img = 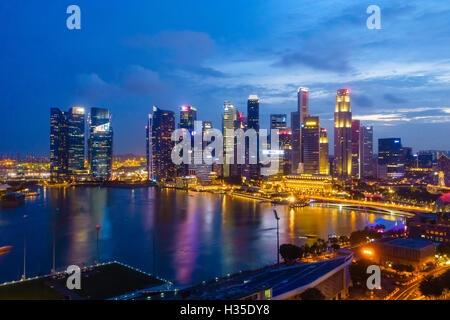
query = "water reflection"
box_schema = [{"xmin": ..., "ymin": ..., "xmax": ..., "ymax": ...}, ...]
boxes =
[{"xmin": 0, "ymin": 187, "xmax": 403, "ymax": 285}]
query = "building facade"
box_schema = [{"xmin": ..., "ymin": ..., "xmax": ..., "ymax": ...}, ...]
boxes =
[
  {"xmin": 88, "ymin": 107, "xmax": 113, "ymax": 181},
  {"xmin": 320, "ymin": 128, "xmax": 329, "ymax": 175},
  {"xmin": 302, "ymin": 116, "xmax": 320, "ymax": 174},
  {"xmin": 147, "ymin": 106, "xmax": 176, "ymax": 181},
  {"xmin": 334, "ymin": 89, "xmax": 352, "ymax": 180}
]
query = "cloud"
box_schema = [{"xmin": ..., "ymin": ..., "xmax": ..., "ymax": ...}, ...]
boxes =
[
  {"xmin": 384, "ymin": 93, "xmax": 407, "ymax": 104},
  {"xmin": 125, "ymin": 30, "xmax": 216, "ymax": 65},
  {"xmin": 122, "ymin": 65, "xmax": 165, "ymax": 95},
  {"xmin": 75, "ymin": 73, "xmax": 118, "ymax": 99},
  {"xmin": 352, "ymin": 94, "xmax": 374, "ymax": 108}
]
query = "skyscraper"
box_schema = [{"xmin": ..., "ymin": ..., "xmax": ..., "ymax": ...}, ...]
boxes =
[
  {"xmin": 147, "ymin": 106, "xmax": 176, "ymax": 181},
  {"xmin": 50, "ymin": 107, "xmax": 86, "ymax": 181},
  {"xmin": 50, "ymin": 108, "xmax": 68, "ymax": 181},
  {"xmin": 67, "ymin": 107, "xmax": 86, "ymax": 175},
  {"xmin": 320, "ymin": 128, "xmax": 329, "ymax": 175},
  {"xmin": 222, "ymin": 101, "xmax": 238, "ymax": 178},
  {"xmin": 291, "ymin": 87, "xmax": 310, "ymax": 173},
  {"xmin": 361, "ymin": 125, "xmax": 374, "ymax": 178},
  {"xmin": 179, "ymin": 106, "xmax": 197, "ymax": 132},
  {"xmin": 270, "ymin": 114, "xmax": 291, "ymax": 176},
  {"xmin": 351, "ymin": 119, "xmax": 361, "ymax": 179},
  {"xmin": 89, "ymin": 107, "xmax": 113, "ymax": 181},
  {"xmin": 302, "ymin": 116, "xmax": 320, "ymax": 174},
  {"xmin": 334, "ymin": 89, "xmax": 352, "ymax": 180},
  {"xmin": 245, "ymin": 95, "xmax": 260, "ymax": 179},
  {"xmin": 378, "ymin": 138, "xmax": 405, "ymax": 179}
]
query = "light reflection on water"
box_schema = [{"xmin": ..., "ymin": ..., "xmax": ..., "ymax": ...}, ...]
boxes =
[{"xmin": 0, "ymin": 187, "xmax": 403, "ymax": 285}]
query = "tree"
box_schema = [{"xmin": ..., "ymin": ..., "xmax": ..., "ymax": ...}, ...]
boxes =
[
  {"xmin": 279, "ymin": 244, "xmax": 303, "ymax": 263},
  {"xmin": 300, "ymin": 288, "xmax": 326, "ymax": 300},
  {"xmin": 437, "ymin": 243, "xmax": 450, "ymax": 257},
  {"xmin": 350, "ymin": 259, "xmax": 372, "ymax": 287},
  {"xmin": 331, "ymin": 243, "xmax": 340, "ymax": 251},
  {"xmin": 392, "ymin": 264, "xmax": 414, "ymax": 273},
  {"xmin": 420, "ymin": 276, "xmax": 444, "ymax": 299}
]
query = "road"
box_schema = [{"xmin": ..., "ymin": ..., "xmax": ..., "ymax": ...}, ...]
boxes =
[{"xmin": 390, "ymin": 266, "xmax": 449, "ymax": 300}]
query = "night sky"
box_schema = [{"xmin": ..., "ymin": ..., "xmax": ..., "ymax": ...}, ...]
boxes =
[{"xmin": 1, "ymin": 0, "xmax": 449, "ymax": 156}]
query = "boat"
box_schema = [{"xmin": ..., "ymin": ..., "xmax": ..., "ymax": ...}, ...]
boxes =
[
  {"xmin": 303, "ymin": 234, "xmax": 318, "ymax": 239},
  {"xmin": 0, "ymin": 246, "xmax": 13, "ymax": 256},
  {"xmin": 1, "ymin": 192, "xmax": 25, "ymax": 207},
  {"xmin": 289, "ymin": 201, "xmax": 310, "ymax": 208}
]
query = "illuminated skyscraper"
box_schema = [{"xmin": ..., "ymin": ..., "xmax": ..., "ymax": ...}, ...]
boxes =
[
  {"xmin": 50, "ymin": 108, "xmax": 68, "ymax": 181},
  {"xmin": 270, "ymin": 114, "xmax": 291, "ymax": 176},
  {"xmin": 147, "ymin": 106, "xmax": 176, "ymax": 181},
  {"xmin": 302, "ymin": 116, "xmax": 320, "ymax": 174},
  {"xmin": 67, "ymin": 107, "xmax": 86, "ymax": 175},
  {"xmin": 320, "ymin": 128, "xmax": 330, "ymax": 175},
  {"xmin": 334, "ymin": 89, "xmax": 352, "ymax": 179},
  {"xmin": 361, "ymin": 125, "xmax": 374, "ymax": 178},
  {"xmin": 88, "ymin": 107, "xmax": 113, "ymax": 181},
  {"xmin": 50, "ymin": 107, "xmax": 86, "ymax": 181},
  {"xmin": 292, "ymin": 87, "xmax": 310, "ymax": 173},
  {"xmin": 245, "ymin": 95, "xmax": 260, "ymax": 179},
  {"xmin": 222, "ymin": 101, "xmax": 238, "ymax": 178},
  {"xmin": 179, "ymin": 106, "xmax": 197, "ymax": 132},
  {"xmin": 378, "ymin": 138, "xmax": 405, "ymax": 179},
  {"xmin": 351, "ymin": 120, "xmax": 361, "ymax": 179}
]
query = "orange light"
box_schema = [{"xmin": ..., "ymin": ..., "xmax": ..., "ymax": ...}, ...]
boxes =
[{"xmin": 363, "ymin": 249, "xmax": 373, "ymax": 256}]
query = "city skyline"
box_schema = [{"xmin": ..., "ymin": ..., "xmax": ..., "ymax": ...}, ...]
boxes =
[{"xmin": 1, "ymin": 1, "xmax": 450, "ymax": 156}]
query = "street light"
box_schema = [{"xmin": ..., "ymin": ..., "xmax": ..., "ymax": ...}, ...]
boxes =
[
  {"xmin": 95, "ymin": 224, "xmax": 101, "ymax": 264},
  {"xmin": 273, "ymin": 209, "xmax": 280, "ymax": 266},
  {"xmin": 52, "ymin": 208, "xmax": 59, "ymax": 274},
  {"xmin": 22, "ymin": 214, "xmax": 28, "ymax": 280}
]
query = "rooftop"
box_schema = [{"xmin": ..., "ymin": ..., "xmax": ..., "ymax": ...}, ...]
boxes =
[{"xmin": 376, "ymin": 237, "xmax": 434, "ymax": 250}]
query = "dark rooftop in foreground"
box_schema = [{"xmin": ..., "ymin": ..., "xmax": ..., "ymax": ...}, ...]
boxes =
[
  {"xmin": 0, "ymin": 262, "xmax": 167, "ymax": 300},
  {"xmin": 133, "ymin": 255, "xmax": 352, "ymax": 300},
  {"xmin": 375, "ymin": 237, "xmax": 435, "ymax": 249}
]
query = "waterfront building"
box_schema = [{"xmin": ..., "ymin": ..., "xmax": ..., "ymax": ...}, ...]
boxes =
[
  {"xmin": 334, "ymin": 89, "xmax": 352, "ymax": 180},
  {"xmin": 88, "ymin": 107, "xmax": 113, "ymax": 181},
  {"xmin": 50, "ymin": 108, "xmax": 69, "ymax": 181},
  {"xmin": 351, "ymin": 120, "xmax": 361, "ymax": 178},
  {"xmin": 362, "ymin": 237, "xmax": 435, "ymax": 269},
  {"xmin": 264, "ymin": 174, "xmax": 333, "ymax": 194},
  {"xmin": 302, "ymin": 116, "xmax": 320, "ymax": 174},
  {"xmin": 270, "ymin": 114, "xmax": 291, "ymax": 176},
  {"xmin": 222, "ymin": 101, "xmax": 239, "ymax": 178},
  {"xmin": 291, "ymin": 87, "xmax": 310, "ymax": 174},
  {"xmin": 319, "ymin": 128, "xmax": 329, "ymax": 175},
  {"xmin": 67, "ymin": 107, "xmax": 86, "ymax": 176},
  {"xmin": 146, "ymin": 106, "xmax": 176, "ymax": 181},
  {"xmin": 50, "ymin": 107, "xmax": 86, "ymax": 181},
  {"xmin": 243, "ymin": 95, "xmax": 260, "ymax": 180},
  {"xmin": 378, "ymin": 138, "xmax": 405, "ymax": 179},
  {"xmin": 290, "ymin": 111, "xmax": 301, "ymax": 174},
  {"xmin": 360, "ymin": 125, "xmax": 374, "ymax": 178}
]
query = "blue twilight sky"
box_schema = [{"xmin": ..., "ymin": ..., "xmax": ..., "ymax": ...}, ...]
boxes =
[{"xmin": 1, "ymin": 0, "xmax": 449, "ymax": 156}]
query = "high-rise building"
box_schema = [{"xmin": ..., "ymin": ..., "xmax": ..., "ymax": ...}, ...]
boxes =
[
  {"xmin": 270, "ymin": 114, "xmax": 291, "ymax": 176},
  {"xmin": 179, "ymin": 106, "xmax": 197, "ymax": 132},
  {"xmin": 67, "ymin": 107, "xmax": 86, "ymax": 175},
  {"xmin": 378, "ymin": 138, "xmax": 405, "ymax": 179},
  {"xmin": 334, "ymin": 89, "xmax": 352, "ymax": 180},
  {"xmin": 244, "ymin": 95, "xmax": 260, "ymax": 179},
  {"xmin": 146, "ymin": 106, "xmax": 176, "ymax": 181},
  {"xmin": 290, "ymin": 111, "xmax": 301, "ymax": 174},
  {"xmin": 302, "ymin": 116, "xmax": 320, "ymax": 174},
  {"xmin": 222, "ymin": 101, "xmax": 238, "ymax": 178},
  {"xmin": 50, "ymin": 108, "xmax": 68, "ymax": 181},
  {"xmin": 89, "ymin": 107, "xmax": 113, "ymax": 181},
  {"xmin": 361, "ymin": 125, "xmax": 374, "ymax": 178},
  {"xmin": 50, "ymin": 107, "xmax": 86, "ymax": 181},
  {"xmin": 351, "ymin": 120, "xmax": 361, "ymax": 179},
  {"xmin": 320, "ymin": 128, "xmax": 329, "ymax": 175},
  {"xmin": 291, "ymin": 87, "xmax": 310, "ymax": 174}
]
